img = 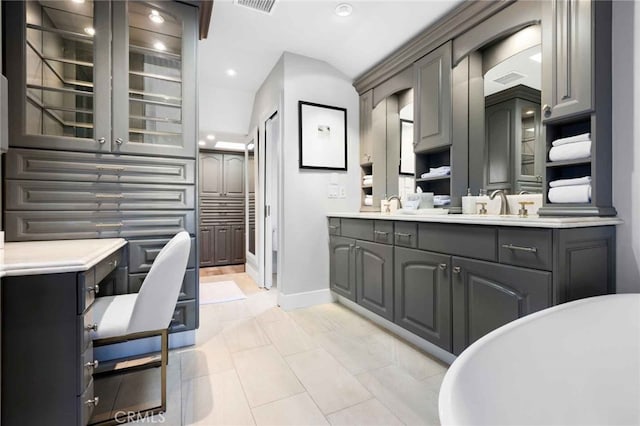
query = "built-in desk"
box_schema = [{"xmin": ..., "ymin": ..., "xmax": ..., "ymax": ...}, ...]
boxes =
[{"xmin": 1, "ymin": 238, "xmax": 127, "ymax": 426}]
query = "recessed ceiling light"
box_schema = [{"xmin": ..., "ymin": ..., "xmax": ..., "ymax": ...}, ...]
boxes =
[
  {"xmin": 215, "ymin": 141, "xmax": 246, "ymax": 151},
  {"xmin": 198, "ymin": 140, "xmax": 206, "ymax": 146},
  {"xmin": 71, "ymin": 0, "xmax": 85, "ymax": 4},
  {"xmin": 153, "ymin": 41, "xmax": 166, "ymax": 51},
  {"xmin": 247, "ymin": 142, "xmax": 255, "ymax": 150},
  {"xmin": 149, "ymin": 10, "xmax": 165, "ymax": 24},
  {"xmin": 84, "ymin": 27, "xmax": 95, "ymax": 36},
  {"xmin": 335, "ymin": 3, "xmax": 353, "ymax": 17},
  {"xmin": 226, "ymin": 69, "xmax": 237, "ymax": 77},
  {"xmin": 525, "ymin": 127, "xmax": 535, "ymax": 132},
  {"xmin": 206, "ymin": 134, "xmax": 216, "ymax": 141},
  {"xmin": 530, "ymin": 52, "xmax": 542, "ymax": 63},
  {"xmin": 525, "ymin": 110, "xmax": 535, "ymax": 115}
]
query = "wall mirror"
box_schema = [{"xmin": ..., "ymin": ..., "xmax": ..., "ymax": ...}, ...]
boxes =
[
  {"xmin": 480, "ymin": 24, "xmax": 543, "ymax": 194},
  {"xmin": 247, "ymin": 138, "xmax": 256, "ymax": 255}
]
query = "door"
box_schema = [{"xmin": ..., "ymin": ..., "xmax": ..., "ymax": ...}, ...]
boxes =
[
  {"xmin": 414, "ymin": 41, "xmax": 452, "ymax": 152},
  {"xmin": 231, "ymin": 225, "xmax": 245, "ymax": 264},
  {"xmin": 263, "ymin": 111, "xmax": 279, "ymax": 289},
  {"xmin": 111, "ymin": 1, "xmax": 197, "ymax": 157},
  {"xmin": 329, "ymin": 236, "xmax": 356, "ymax": 301},
  {"xmin": 541, "ymin": 0, "xmax": 592, "ymax": 121},
  {"xmin": 394, "ymin": 247, "xmax": 451, "ymax": 351},
  {"xmin": 5, "ymin": 0, "xmax": 112, "ymax": 153},
  {"xmin": 199, "ymin": 226, "xmax": 214, "ymax": 267},
  {"xmin": 355, "ymin": 240, "xmax": 393, "ymax": 320},
  {"xmin": 485, "ymin": 101, "xmax": 513, "ymax": 192},
  {"xmin": 224, "ymin": 154, "xmax": 245, "ymax": 196},
  {"xmin": 213, "ymin": 226, "xmax": 232, "ymax": 265},
  {"xmin": 451, "ymin": 257, "xmax": 552, "ymax": 355},
  {"xmin": 200, "ymin": 153, "xmax": 223, "ymax": 196}
]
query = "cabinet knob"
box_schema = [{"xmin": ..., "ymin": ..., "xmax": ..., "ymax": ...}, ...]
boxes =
[
  {"xmin": 115, "ymin": 137, "xmax": 124, "ymax": 145},
  {"xmin": 85, "ymin": 396, "xmax": 100, "ymax": 407},
  {"xmin": 97, "ymin": 137, "xmax": 106, "ymax": 144},
  {"xmin": 85, "ymin": 323, "xmax": 98, "ymax": 332},
  {"xmin": 87, "ymin": 284, "xmax": 100, "ymax": 294},
  {"xmin": 542, "ymin": 104, "xmax": 552, "ymax": 117},
  {"xmin": 85, "ymin": 360, "xmax": 99, "ymax": 370},
  {"xmin": 438, "ymin": 263, "xmax": 447, "ymax": 271},
  {"xmin": 453, "ymin": 266, "xmax": 461, "ymax": 274}
]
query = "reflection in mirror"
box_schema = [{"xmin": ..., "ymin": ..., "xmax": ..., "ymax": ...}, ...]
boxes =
[
  {"xmin": 398, "ymin": 102, "xmax": 415, "ymax": 199},
  {"xmin": 482, "ymin": 25, "xmax": 543, "ymax": 194},
  {"xmin": 248, "ymin": 139, "xmax": 256, "ymax": 255}
]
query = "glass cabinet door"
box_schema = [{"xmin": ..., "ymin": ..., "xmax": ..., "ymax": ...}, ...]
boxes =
[
  {"xmin": 5, "ymin": 0, "xmax": 111, "ymax": 152},
  {"xmin": 112, "ymin": 1, "xmax": 197, "ymax": 158}
]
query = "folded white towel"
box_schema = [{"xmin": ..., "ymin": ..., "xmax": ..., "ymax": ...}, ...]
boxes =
[
  {"xmin": 433, "ymin": 195, "xmax": 451, "ymax": 206},
  {"xmin": 549, "ymin": 140, "xmax": 591, "ymax": 162},
  {"xmin": 430, "ymin": 166, "xmax": 451, "ymax": 173},
  {"xmin": 364, "ymin": 194, "xmax": 372, "ymax": 199},
  {"xmin": 364, "ymin": 198, "xmax": 373, "ymax": 206},
  {"xmin": 420, "ymin": 169, "xmax": 451, "ymax": 179},
  {"xmin": 549, "ymin": 176, "xmax": 592, "ymax": 188},
  {"xmin": 363, "ymin": 180, "xmax": 372, "ymax": 186},
  {"xmin": 552, "ymin": 133, "xmax": 591, "ymax": 147},
  {"xmin": 548, "ymin": 184, "xmax": 591, "ymax": 203},
  {"xmin": 362, "ymin": 175, "xmax": 373, "ymax": 180}
]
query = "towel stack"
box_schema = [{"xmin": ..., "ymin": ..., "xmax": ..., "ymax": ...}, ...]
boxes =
[
  {"xmin": 420, "ymin": 166, "xmax": 450, "ymax": 179},
  {"xmin": 364, "ymin": 194, "xmax": 373, "ymax": 206},
  {"xmin": 548, "ymin": 133, "xmax": 591, "ymax": 162},
  {"xmin": 362, "ymin": 174, "xmax": 372, "ymax": 186},
  {"xmin": 433, "ymin": 195, "xmax": 451, "ymax": 207},
  {"xmin": 548, "ymin": 176, "xmax": 591, "ymax": 203}
]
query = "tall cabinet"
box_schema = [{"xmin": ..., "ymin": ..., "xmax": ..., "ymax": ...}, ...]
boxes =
[{"xmin": 3, "ymin": 0, "xmax": 199, "ymax": 333}]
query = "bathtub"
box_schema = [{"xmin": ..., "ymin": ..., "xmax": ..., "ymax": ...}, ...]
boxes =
[{"xmin": 439, "ymin": 294, "xmax": 640, "ymax": 425}]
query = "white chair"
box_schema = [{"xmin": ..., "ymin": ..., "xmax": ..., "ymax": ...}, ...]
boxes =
[{"xmin": 91, "ymin": 231, "xmax": 191, "ymax": 415}]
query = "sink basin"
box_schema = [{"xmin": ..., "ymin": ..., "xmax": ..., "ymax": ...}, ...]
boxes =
[{"xmin": 396, "ymin": 208, "xmax": 449, "ymax": 215}]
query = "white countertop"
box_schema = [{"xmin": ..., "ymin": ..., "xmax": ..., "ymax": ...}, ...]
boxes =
[
  {"xmin": 0, "ymin": 238, "xmax": 127, "ymax": 277},
  {"xmin": 327, "ymin": 212, "xmax": 623, "ymax": 228}
]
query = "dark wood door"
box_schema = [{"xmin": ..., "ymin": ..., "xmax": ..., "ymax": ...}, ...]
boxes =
[
  {"xmin": 200, "ymin": 153, "xmax": 223, "ymax": 196},
  {"xmin": 223, "ymin": 154, "xmax": 245, "ymax": 196},
  {"xmin": 329, "ymin": 236, "xmax": 356, "ymax": 301},
  {"xmin": 199, "ymin": 226, "xmax": 214, "ymax": 267},
  {"xmin": 355, "ymin": 240, "xmax": 393, "ymax": 320},
  {"xmin": 231, "ymin": 225, "xmax": 245, "ymax": 264},
  {"xmin": 213, "ymin": 226, "xmax": 232, "ymax": 265},
  {"xmin": 394, "ymin": 247, "xmax": 452, "ymax": 351},
  {"xmin": 452, "ymin": 257, "xmax": 552, "ymax": 355}
]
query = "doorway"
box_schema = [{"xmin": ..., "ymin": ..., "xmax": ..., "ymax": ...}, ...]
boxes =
[{"xmin": 263, "ymin": 111, "xmax": 280, "ymax": 290}]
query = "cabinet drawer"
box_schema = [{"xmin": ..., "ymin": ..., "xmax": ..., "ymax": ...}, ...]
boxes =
[
  {"xmin": 6, "ymin": 148, "xmax": 195, "ymax": 184},
  {"xmin": 170, "ymin": 299, "xmax": 197, "ymax": 332},
  {"xmin": 128, "ymin": 237, "xmax": 196, "ymax": 273},
  {"xmin": 78, "ymin": 269, "xmax": 97, "ymax": 315},
  {"xmin": 418, "ymin": 223, "xmax": 497, "ymax": 261},
  {"xmin": 499, "ymin": 228, "xmax": 552, "ymax": 271},
  {"xmin": 79, "ymin": 344, "xmax": 96, "ymax": 397},
  {"xmin": 129, "ymin": 269, "xmax": 196, "ymax": 301},
  {"xmin": 328, "ymin": 218, "xmax": 341, "ymax": 236},
  {"xmin": 6, "ymin": 180, "xmax": 195, "ymax": 211},
  {"xmin": 79, "ymin": 379, "xmax": 95, "ymax": 426},
  {"xmin": 373, "ymin": 221, "xmax": 393, "ymax": 244},
  {"xmin": 394, "ymin": 222, "xmax": 418, "ymax": 248},
  {"xmin": 341, "ymin": 218, "xmax": 374, "ymax": 241},
  {"xmin": 95, "ymin": 248, "xmax": 124, "ymax": 285},
  {"xmin": 80, "ymin": 306, "xmax": 95, "ymax": 353},
  {"xmin": 5, "ymin": 210, "xmax": 196, "ymax": 241}
]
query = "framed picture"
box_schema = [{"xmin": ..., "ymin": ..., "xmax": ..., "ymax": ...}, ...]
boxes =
[
  {"xmin": 298, "ymin": 101, "xmax": 347, "ymax": 170},
  {"xmin": 399, "ymin": 119, "xmax": 415, "ymax": 175}
]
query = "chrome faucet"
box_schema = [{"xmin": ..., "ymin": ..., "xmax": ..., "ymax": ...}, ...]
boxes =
[
  {"xmin": 386, "ymin": 195, "xmax": 403, "ymax": 209},
  {"xmin": 489, "ymin": 190, "xmax": 510, "ymax": 215}
]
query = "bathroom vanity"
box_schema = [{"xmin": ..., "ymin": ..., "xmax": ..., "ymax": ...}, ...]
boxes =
[{"xmin": 327, "ymin": 213, "xmax": 620, "ymax": 355}]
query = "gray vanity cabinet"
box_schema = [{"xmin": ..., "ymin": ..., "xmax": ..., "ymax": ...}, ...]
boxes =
[
  {"xmin": 451, "ymin": 257, "xmax": 552, "ymax": 355},
  {"xmin": 355, "ymin": 240, "xmax": 394, "ymax": 321},
  {"xmin": 360, "ymin": 90, "xmax": 374, "ymax": 165},
  {"xmin": 213, "ymin": 226, "xmax": 233, "ymax": 265},
  {"xmin": 231, "ymin": 225, "xmax": 246, "ymax": 264},
  {"xmin": 200, "ymin": 153, "xmax": 224, "ymax": 196},
  {"xmin": 224, "ymin": 155, "xmax": 246, "ymax": 197},
  {"xmin": 329, "ymin": 236, "xmax": 357, "ymax": 301},
  {"xmin": 414, "ymin": 41, "xmax": 452, "ymax": 152},
  {"xmin": 199, "ymin": 226, "xmax": 215, "ymax": 267},
  {"xmin": 394, "ymin": 247, "xmax": 452, "ymax": 351}
]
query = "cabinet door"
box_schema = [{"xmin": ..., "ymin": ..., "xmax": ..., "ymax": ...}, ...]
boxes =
[
  {"xmin": 329, "ymin": 236, "xmax": 356, "ymax": 301},
  {"xmin": 541, "ymin": 0, "xmax": 592, "ymax": 121},
  {"xmin": 200, "ymin": 153, "xmax": 223, "ymax": 196},
  {"xmin": 394, "ymin": 247, "xmax": 451, "ymax": 351},
  {"xmin": 485, "ymin": 101, "xmax": 514, "ymax": 191},
  {"xmin": 112, "ymin": 1, "xmax": 197, "ymax": 158},
  {"xmin": 224, "ymin": 154, "xmax": 245, "ymax": 196},
  {"xmin": 213, "ymin": 226, "xmax": 232, "ymax": 265},
  {"xmin": 452, "ymin": 257, "xmax": 552, "ymax": 355},
  {"xmin": 5, "ymin": 0, "xmax": 111, "ymax": 152},
  {"xmin": 248, "ymin": 154, "xmax": 256, "ymax": 194},
  {"xmin": 414, "ymin": 41, "xmax": 452, "ymax": 152},
  {"xmin": 231, "ymin": 225, "xmax": 245, "ymax": 264},
  {"xmin": 355, "ymin": 240, "xmax": 394, "ymax": 320},
  {"xmin": 359, "ymin": 90, "xmax": 373, "ymax": 164}
]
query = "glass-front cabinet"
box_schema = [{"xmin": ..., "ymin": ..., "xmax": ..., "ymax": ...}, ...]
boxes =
[{"xmin": 6, "ymin": 0, "xmax": 196, "ymax": 158}]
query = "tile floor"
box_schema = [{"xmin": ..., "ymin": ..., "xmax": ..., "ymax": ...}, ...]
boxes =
[{"xmin": 119, "ymin": 272, "xmax": 449, "ymax": 425}]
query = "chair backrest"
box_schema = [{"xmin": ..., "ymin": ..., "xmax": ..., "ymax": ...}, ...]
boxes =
[{"xmin": 127, "ymin": 231, "xmax": 191, "ymax": 335}]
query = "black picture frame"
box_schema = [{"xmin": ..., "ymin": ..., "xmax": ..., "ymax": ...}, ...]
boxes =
[{"xmin": 298, "ymin": 101, "xmax": 347, "ymax": 171}]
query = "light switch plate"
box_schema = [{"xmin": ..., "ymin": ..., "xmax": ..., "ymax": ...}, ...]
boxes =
[
  {"xmin": 327, "ymin": 183, "xmax": 339, "ymax": 199},
  {"xmin": 339, "ymin": 186, "xmax": 346, "ymax": 198}
]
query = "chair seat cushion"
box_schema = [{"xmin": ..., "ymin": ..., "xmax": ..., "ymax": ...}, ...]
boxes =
[{"xmin": 91, "ymin": 294, "xmax": 138, "ymax": 340}]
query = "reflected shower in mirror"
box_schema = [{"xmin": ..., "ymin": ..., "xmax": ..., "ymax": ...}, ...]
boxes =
[{"xmin": 482, "ymin": 25, "xmax": 543, "ymax": 194}]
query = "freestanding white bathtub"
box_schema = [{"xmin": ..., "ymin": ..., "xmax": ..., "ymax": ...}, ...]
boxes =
[{"xmin": 439, "ymin": 294, "xmax": 640, "ymax": 426}]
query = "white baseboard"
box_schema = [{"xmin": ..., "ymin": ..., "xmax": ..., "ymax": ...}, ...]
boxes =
[
  {"xmin": 245, "ymin": 262, "xmax": 260, "ymax": 286},
  {"xmin": 336, "ymin": 295, "xmax": 456, "ymax": 365},
  {"xmin": 278, "ymin": 288, "xmax": 336, "ymax": 311},
  {"xmin": 94, "ymin": 330, "xmax": 195, "ymax": 362}
]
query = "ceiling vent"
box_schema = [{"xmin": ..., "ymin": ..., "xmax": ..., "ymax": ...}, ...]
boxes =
[
  {"xmin": 493, "ymin": 71, "xmax": 526, "ymax": 85},
  {"xmin": 235, "ymin": 0, "xmax": 276, "ymax": 14}
]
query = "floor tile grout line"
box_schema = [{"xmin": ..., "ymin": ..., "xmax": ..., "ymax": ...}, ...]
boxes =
[{"xmin": 230, "ymin": 367, "xmax": 259, "ymax": 425}]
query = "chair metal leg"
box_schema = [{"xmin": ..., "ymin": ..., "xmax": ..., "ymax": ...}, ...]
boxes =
[{"xmin": 161, "ymin": 329, "xmax": 168, "ymax": 412}]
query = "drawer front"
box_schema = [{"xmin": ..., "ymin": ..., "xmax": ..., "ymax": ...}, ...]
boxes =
[
  {"xmin": 78, "ymin": 269, "xmax": 96, "ymax": 315},
  {"xmin": 80, "ymin": 307, "xmax": 95, "ymax": 353},
  {"xmin": 6, "ymin": 148, "xmax": 195, "ymax": 184},
  {"xmin": 5, "ymin": 211, "xmax": 196, "ymax": 241},
  {"xmin": 373, "ymin": 221, "xmax": 393, "ymax": 244},
  {"xmin": 79, "ymin": 344, "xmax": 96, "ymax": 397},
  {"xmin": 95, "ymin": 248, "xmax": 124, "ymax": 285},
  {"xmin": 6, "ymin": 180, "xmax": 195, "ymax": 211},
  {"xmin": 341, "ymin": 218, "xmax": 374, "ymax": 241},
  {"xmin": 499, "ymin": 228, "xmax": 552, "ymax": 271},
  {"xmin": 129, "ymin": 269, "xmax": 196, "ymax": 301},
  {"xmin": 418, "ymin": 223, "xmax": 498, "ymax": 261},
  {"xmin": 170, "ymin": 300, "xmax": 197, "ymax": 332},
  {"xmin": 79, "ymin": 379, "xmax": 96, "ymax": 426},
  {"xmin": 128, "ymin": 237, "xmax": 196, "ymax": 273},
  {"xmin": 328, "ymin": 217, "xmax": 341, "ymax": 236},
  {"xmin": 394, "ymin": 222, "xmax": 418, "ymax": 248}
]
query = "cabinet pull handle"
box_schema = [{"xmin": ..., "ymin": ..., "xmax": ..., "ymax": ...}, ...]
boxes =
[
  {"xmin": 453, "ymin": 266, "xmax": 461, "ymax": 274},
  {"xmin": 97, "ymin": 137, "xmax": 106, "ymax": 144},
  {"xmin": 87, "ymin": 284, "xmax": 100, "ymax": 294},
  {"xmin": 502, "ymin": 244, "xmax": 538, "ymax": 253},
  {"xmin": 374, "ymin": 231, "xmax": 388, "ymax": 236},
  {"xmin": 85, "ymin": 323, "xmax": 98, "ymax": 332},
  {"xmin": 85, "ymin": 397, "xmax": 100, "ymax": 407},
  {"xmin": 328, "ymin": 225, "xmax": 339, "ymax": 230},
  {"xmin": 395, "ymin": 232, "xmax": 411, "ymax": 239},
  {"xmin": 85, "ymin": 360, "xmax": 99, "ymax": 370},
  {"xmin": 109, "ymin": 259, "xmax": 119, "ymax": 268},
  {"xmin": 439, "ymin": 263, "xmax": 447, "ymax": 271},
  {"xmin": 95, "ymin": 193, "xmax": 125, "ymax": 199},
  {"xmin": 96, "ymin": 165, "xmax": 125, "ymax": 172},
  {"xmin": 542, "ymin": 104, "xmax": 552, "ymax": 118},
  {"xmin": 115, "ymin": 137, "xmax": 124, "ymax": 145},
  {"xmin": 95, "ymin": 222, "xmax": 123, "ymax": 228}
]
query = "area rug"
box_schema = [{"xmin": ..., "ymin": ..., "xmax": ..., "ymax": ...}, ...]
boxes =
[{"xmin": 199, "ymin": 280, "xmax": 247, "ymax": 305}]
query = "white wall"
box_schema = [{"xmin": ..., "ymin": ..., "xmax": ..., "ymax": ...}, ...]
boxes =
[
  {"xmin": 612, "ymin": 1, "xmax": 640, "ymax": 293},
  {"xmin": 278, "ymin": 52, "xmax": 360, "ymax": 309}
]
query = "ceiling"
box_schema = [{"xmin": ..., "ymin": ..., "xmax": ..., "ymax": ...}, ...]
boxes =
[
  {"xmin": 197, "ymin": 0, "xmax": 463, "ymax": 140},
  {"xmin": 484, "ymin": 45, "xmax": 542, "ymax": 97}
]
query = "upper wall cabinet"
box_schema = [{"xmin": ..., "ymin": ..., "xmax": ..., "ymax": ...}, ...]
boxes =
[
  {"xmin": 6, "ymin": 0, "xmax": 197, "ymax": 158},
  {"xmin": 541, "ymin": 0, "xmax": 592, "ymax": 121},
  {"xmin": 413, "ymin": 41, "xmax": 452, "ymax": 153}
]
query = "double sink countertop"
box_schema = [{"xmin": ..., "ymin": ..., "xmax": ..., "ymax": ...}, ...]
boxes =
[
  {"xmin": 327, "ymin": 212, "xmax": 623, "ymax": 229},
  {"xmin": 0, "ymin": 238, "xmax": 128, "ymax": 277}
]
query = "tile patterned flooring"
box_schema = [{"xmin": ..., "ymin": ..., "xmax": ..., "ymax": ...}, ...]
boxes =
[{"xmin": 132, "ymin": 272, "xmax": 449, "ymax": 425}]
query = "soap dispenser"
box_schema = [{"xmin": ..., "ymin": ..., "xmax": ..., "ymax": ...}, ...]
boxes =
[{"xmin": 462, "ymin": 188, "xmax": 476, "ymax": 214}]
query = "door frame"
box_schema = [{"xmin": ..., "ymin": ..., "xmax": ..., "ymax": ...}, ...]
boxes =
[{"xmin": 263, "ymin": 110, "xmax": 280, "ymax": 290}]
